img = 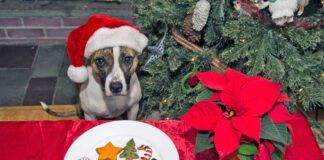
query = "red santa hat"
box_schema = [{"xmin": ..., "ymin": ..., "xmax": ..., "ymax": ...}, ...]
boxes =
[{"xmin": 66, "ymin": 15, "xmax": 148, "ymax": 83}]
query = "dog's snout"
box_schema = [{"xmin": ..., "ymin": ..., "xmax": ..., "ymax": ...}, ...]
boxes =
[{"xmin": 109, "ymin": 82, "xmax": 123, "ymax": 93}]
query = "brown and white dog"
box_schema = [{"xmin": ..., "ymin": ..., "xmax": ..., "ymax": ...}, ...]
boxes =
[
  {"xmin": 41, "ymin": 15, "xmax": 148, "ymax": 120},
  {"xmin": 41, "ymin": 46, "xmax": 142, "ymax": 120}
]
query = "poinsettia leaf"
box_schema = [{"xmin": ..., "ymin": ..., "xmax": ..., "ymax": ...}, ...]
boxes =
[
  {"xmin": 275, "ymin": 123, "xmax": 291, "ymax": 145},
  {"xmin": 237, "ymin": 154, "xmax": 254, "ymax": 160},
  {"xmin": 271, "ymin": 149, "xmax": 283, "ymax": 160},
  {"xmin": 196, "ymin": 89, "xmax": 214, "ymax": 102},
  {"xmin": 241, "ymin": 77, "xmax": 281, "ymax": 117},
  {"xmin": 213, "ymin": 118, "xmax": 241, "ymax": 159},
  {"xmin": 277, "ymin": 93, "xmax": 291, "ymax": 102},
  {"xmin": 194, "ymin": 132, "xmax": 214, "ymax": 154},
  {"xmin": 238, "ymin": 143, "xmax": 258, "ymax": 156},
  {"xmin": 195, "ymin": 71, "xmax": 227, "ymax": 90},
  {"xmin": 268, "ymin": 103, "xmax": 292, "ymax": 123},
  {"xmin": 260, "ymin": 115, "xmax": 287, "ymax": 144},
  {"xmin": 181, "ymin": 101, "xmax": 223, "ymax": 130},
  {"xmin": 231, "ymin": 116, "xmax": 261, "ymax": 143},
  {"xmin": 272, "ymin": 141, "xmax": 285, "ymax": 153}
]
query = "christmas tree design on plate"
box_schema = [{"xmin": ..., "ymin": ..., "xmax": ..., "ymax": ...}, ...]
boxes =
[{"xmin": 119, "ymin": 139, "xmax": 139, "ymax": 160}]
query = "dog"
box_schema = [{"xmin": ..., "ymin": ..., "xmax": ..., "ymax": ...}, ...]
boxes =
[
  {"xmin": 41, "ymin": 46, "xmax": 141, "ymax": 120},
  {"xmin": 41, "ymin": 15, "xmax": 148, "ymax": 120}
]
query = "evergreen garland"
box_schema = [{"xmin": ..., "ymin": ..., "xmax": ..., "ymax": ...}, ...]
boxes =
[{"xmin": 133, "ymin": 0, "xmax": 323, "ymax": 119}]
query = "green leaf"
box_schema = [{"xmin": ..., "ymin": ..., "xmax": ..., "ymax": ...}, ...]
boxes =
[
  {"xmin": 237, "ymin": 154, "xmax": 254, "ymax": 160},
  {"xmin": 260, "ymin": 115, "xmax": 288, "ymax": 145},
  {"xmin": 238, "ymin": 143, "xmax": 258, "ymax": 156},
  {"xmin": 275, "ymin": 123, "xmax": 291, "ymax": 145},
  {"xmin": 272, "ymin": 141, "xmax": 285, "ymax": 153},
  {"xmin": 194, "ymin": 132, "xmax": 214, "ymax": 154},
  {"xmin": 195, "ymin": 89, "xmax": 214, "ymax": 102},
  {"xmin": 271, "ymin": 149, "xmax": 283, "ymax": 160}
]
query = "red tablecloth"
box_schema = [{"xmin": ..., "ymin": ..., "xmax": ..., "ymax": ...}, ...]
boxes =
[{"xmin": 0, "ymin": 120, "xmax": 217, "ymax": 160}]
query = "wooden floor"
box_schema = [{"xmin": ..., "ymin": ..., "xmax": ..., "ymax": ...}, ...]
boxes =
[{"xmin": 0, "ymin": 105, "xmax": 79, "ymax": 121}]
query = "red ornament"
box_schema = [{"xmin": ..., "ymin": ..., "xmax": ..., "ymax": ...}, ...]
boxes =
[{"xmin": 188, "ymin": 74, "xmax": 199, "ymax": 87}]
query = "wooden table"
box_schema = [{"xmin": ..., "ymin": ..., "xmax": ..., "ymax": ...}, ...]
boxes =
[{"xmin": 0, "ymin": 105, "xmax": 79, "ymax": 121}]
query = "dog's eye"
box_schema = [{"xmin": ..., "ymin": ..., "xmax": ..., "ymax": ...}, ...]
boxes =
[
  {"xmin": 95, "ymin": 57, "xmax": 106, "ymax": 67},
  {"xmin": 123, "ymin": 56, "xmax": 133, "ymax": 64}
]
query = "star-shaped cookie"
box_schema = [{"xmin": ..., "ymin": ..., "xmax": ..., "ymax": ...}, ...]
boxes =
[{"xmin": 96, "ymin": 142, "xmax": 122, "ymax": 160}]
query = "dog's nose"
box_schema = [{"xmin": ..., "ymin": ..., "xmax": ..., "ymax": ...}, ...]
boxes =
[{"xmin": 109, "ymin": 82, "xmax": 123, "ymax": 93}]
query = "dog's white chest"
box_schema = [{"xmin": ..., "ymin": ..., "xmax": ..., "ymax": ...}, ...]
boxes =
[{"xmin": 79, "ymin": 67, "xmax": 141, "ymax": 119}]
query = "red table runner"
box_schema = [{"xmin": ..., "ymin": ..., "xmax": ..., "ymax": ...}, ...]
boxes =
[{"xmin": 0, "ymin": 120, "xmax": 216, "ymax": 160}]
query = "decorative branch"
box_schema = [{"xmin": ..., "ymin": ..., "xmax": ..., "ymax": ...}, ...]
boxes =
[{"xmin": 171, "ymin": 26, "xmax": 227, "ymax": 73}]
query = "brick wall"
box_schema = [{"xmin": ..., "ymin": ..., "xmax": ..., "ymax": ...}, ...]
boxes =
[
  {"xmin": 0, "ymin": 0, "xmax": 135, "ymax": 45},
  {"xmin": 0, "ymin": 17, "xmax": 84, "ymax": 45},
  {"xmin": 0, "ymin": 17, "xmax": 135, "ymax": 45}
]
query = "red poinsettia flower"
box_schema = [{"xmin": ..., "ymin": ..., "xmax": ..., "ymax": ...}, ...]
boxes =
[
  {"xmin": 184, "ymin": 69, "xmax": 323, "ymax": 160},
  {"xmin": 182, "ymin": 69, "xmax": 287, "ymax": 159}
]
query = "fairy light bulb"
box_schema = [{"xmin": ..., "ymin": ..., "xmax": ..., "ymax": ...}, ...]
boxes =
[
  {"xmin": 298, "ymin": 88, "xmax": 304, "ymax": 93},
  {"xmin": 162, "ymin": 99, "xmax": 168, "ymax": 104}
]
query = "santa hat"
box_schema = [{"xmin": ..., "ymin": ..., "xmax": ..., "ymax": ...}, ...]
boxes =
[{"xmin": 66, "ymin": 15, "xmax": 148, "ymax": 83}]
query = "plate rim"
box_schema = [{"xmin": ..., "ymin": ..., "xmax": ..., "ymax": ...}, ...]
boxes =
[{"xmin": 64, "ymin": 120, "xmax": 179, "ymax": 160}]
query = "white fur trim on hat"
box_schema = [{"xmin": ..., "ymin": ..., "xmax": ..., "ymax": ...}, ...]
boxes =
[
  {"xmin": 67, "ymin": 65, "xmax": 88, "ymax": 83},
  {"xmin": 84, "ymin": 26, "xmax": 148, "ymax": 58}
]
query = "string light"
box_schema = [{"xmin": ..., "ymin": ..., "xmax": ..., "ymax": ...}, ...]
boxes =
[
  {"xmin": 320, "ymin": 73, "xmax": 324, "ymax": 77},
  {"xmin": 191, "ymin": 57, "xmax": 196, "ymax": 62},
  {"xmin": 298, "ymin": 88, "xmax": 304, "ymax": 93},
  {"xmin": 162, "ymin": 99, "xmax": 168, "ymax": 104}
]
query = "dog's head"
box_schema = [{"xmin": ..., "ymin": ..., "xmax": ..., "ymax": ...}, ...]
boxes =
[{"xmin": 89, "ymin": 46, "xmax": 139, "ymax": 96}]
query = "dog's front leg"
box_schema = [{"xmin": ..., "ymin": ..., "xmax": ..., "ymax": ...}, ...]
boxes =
[
  {"xmin": 127, "ymin": 104, "xmax": 139, "ymax": 120},
  {"xmin": 84, "ymin": 112, "xmax": 97, "ymax": 120}
]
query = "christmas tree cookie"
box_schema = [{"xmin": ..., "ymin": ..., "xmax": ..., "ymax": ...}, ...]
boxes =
[
  {"xmin": 119, "ymin": 139, "xmax": 139, "ymax": 160},
  {"xmin": 96, "ymin": 142, "xmax": 122, "ymax": 160}
]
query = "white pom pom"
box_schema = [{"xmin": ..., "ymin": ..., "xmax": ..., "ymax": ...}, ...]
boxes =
[{"xmin": 67, "ymin": 65, "xmax": 88, "ymax": 83}]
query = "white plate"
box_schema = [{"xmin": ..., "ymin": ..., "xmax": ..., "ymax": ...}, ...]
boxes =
[{"xmin": 65, "ymin": 120, "xmax": 179, "ymax": 160}]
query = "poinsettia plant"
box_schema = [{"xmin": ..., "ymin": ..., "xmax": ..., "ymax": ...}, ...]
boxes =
[{"xmin": 181, "ymin": 69, "xmax": 322, "ymax": 160}]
